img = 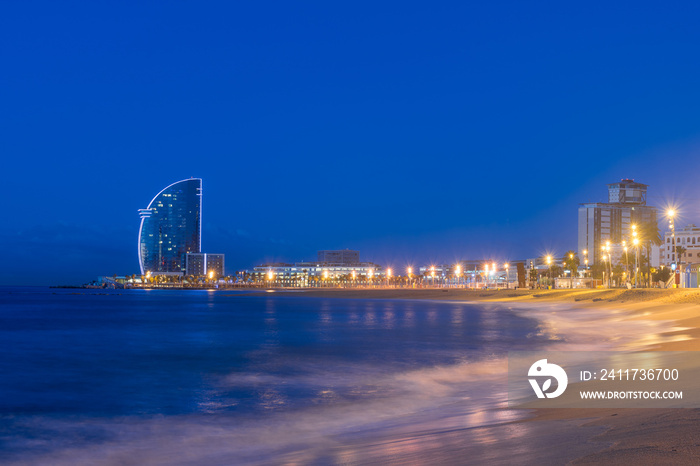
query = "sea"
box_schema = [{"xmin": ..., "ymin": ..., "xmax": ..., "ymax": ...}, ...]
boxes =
[{"xmin": 0, "ymin": 287, "xmax": 619, "ymax": 465}]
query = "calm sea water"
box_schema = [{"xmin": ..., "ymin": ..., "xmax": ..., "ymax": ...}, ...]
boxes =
[{"xmin": 0, "ymin": 287, "xmax": 563, "ymax": 464}]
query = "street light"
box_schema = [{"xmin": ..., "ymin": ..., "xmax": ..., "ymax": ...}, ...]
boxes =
[
  {"xmin": 504, "ymin": 263, "xmax": 510, "ymax": 289},
  {"xmin": 545, "ymin": 255, "xmax": 552, "ymax": 288},
  {"xmin": 604, "ymin": 243, "xmax": 612, "ymax": 287},
  {"xmin": 455, "ymin": 265, "xmax": 461, "ymax": 288},
  {"xmin": 633, "ymin": 237, "xmax": 640, "ymax": 288},
  {"xmin": 668, "ymin": 209, "xmax": 677, "ymax": 287},
  {"xmin": 567, "ymin": 253, "xmax": 574, "ymax": 289},
  {"xmin": 484, "ymin": 264, "xmax": 489, "ymax": 289},
  {"xmin": 387, "ymin": 268, "xmax": 392, "ymax": 287},
  {"xmin": 601, "ymin": 245, "xmax": 608, "ymax": 287}
]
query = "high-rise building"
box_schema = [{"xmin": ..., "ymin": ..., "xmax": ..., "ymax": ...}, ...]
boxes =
[
  {"xmin": 578, "ymin": 179, "xmax": 657, "ymax": 265},
  {"xmin": 186, "ymin": 253, "xmax": 225, "ymax": 277},
  {"xmin": 138, "ymin": 178, "xmax": 202, "ymax": 274}
]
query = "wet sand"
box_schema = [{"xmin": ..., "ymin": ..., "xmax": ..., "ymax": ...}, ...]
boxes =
[{"xmin": 256, "ymin": 287, "xmax": 700, "ymax": 464}]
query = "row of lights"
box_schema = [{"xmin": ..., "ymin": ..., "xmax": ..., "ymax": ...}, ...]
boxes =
[
  {"xmin": 265, "ymin": 263, "xmax": 511, "ymax": 280},
  {"xmin": 144, "ymin": 270, "xmax": 216, "ymax": 279},
  {"xmin": 262, "ymin": 208, "xmax": 682, "ymax": 284}
]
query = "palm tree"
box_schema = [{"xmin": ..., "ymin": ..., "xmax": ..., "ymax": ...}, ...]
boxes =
[
  {"xmin": 548, "ymin": 265, "xmax": 563, "ymax": 287},
  {"xmin": 563, "ymin": 250, "xmax": 580, "ymax": 288},
  {"xmin": 640, "ymin": 219, "xmax": 662, "ymax": 287}
]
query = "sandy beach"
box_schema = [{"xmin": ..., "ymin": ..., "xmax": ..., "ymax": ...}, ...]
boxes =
[{"xmin": 253, "ymin": 287, "xmax": 700, "ymax": 464}]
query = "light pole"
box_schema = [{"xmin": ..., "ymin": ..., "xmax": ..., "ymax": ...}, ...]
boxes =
[
  {"xmin": 623, "ymin": 242, "xmax": 629, "ymax": 284},
  {"xmin": 455, "ymin": 265, "xmax": 461, "ymax": 288},
  {"xmin": 668, "ymin": 209, "xmax": 677, "ymax": 287},
  {"xmin": 407, "ymin": 267, "xmax": 412, "ymax": 288},
  {"xmin": 484, "ymin": 264, "xmax": 489, "ymax": 289},
  {"xmin": 631, "ymin": 224, "xmax": 638, "ymax": 288},
  {"xmin": 601, "ymin": 245, "xmax": 608, "ymax": 288},
  {"xmin": 504, "ymin": 263, "xmax": 510, "ymax": 289},
  {"xmin": 387, "ymin": 268, "xmax": 392, "ymax": 288},
  {"xmin": 603, "ymin": 241, "xmax": 612, "ymax": 287},
  {"xmin": 545, "ymin": 255, "xmax": 552, "ymax": 288},
  {"xmin": 632, "ymin": 238, "xmax": 639, "ymax": 288}
]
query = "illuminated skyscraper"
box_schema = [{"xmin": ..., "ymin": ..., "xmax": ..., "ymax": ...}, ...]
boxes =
[{"xmin": 138, "ymin": 178, "xmax": 202, "ymax": 274}]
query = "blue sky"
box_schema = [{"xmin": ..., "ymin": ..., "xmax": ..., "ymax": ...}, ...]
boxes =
[{"xmin": 3, "ymin": 1, "xmax": 700, "ymax": 284}]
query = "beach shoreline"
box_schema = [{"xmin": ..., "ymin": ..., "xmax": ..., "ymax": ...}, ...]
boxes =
[{"xmin": 251, "ymin": 287, "xmax": 700, "ymax": 464}]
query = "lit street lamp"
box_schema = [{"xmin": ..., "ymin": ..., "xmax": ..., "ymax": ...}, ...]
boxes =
[
  {"xmin": 633, "ymin": 237, "xmax": 640, "ymax": 288},
  {"xmin": 668, "ymin": 209, "xmax": 677, "ymax": 287}
]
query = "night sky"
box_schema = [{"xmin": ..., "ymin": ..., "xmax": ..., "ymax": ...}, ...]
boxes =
[{"xmin": 3, "ymin": 1, "xmax": 700, "ymax": 285}]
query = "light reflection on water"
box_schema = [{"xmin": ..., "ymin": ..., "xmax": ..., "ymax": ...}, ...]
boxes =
[{"xmin": 0, "ymin": 289, "xmax": 618, "ymax": 464}]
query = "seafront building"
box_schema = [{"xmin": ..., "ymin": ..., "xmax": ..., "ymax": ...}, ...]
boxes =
[
  {"xmin": 418, "ymin": 261, "xmax": 528, "ymax": 288},
  {"xmin": 186, "ymin": 253, "xmax": 225, "ymax": 278},
  {"xmin": 246, "ymin": 250, "xmax": 383, "ymax": 286},
  {"xmin": 137, "ymin": 178, "xmax": 224, "ymax": 277},
  {"xmin": 662, "ymin": 224, "xmax": 700, "ymax": 267},
  {"xmin": 138, "ymin": 178, "xmax": 202, "ymax": 274},
  {"xmin": 578, "ymin": 179, "xmax": 658, "ymax": 265}
]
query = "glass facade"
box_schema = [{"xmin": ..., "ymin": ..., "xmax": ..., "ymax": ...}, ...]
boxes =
[{"xmin": 138, "ymin": 178, "xmax": 201, "ymax": 274}]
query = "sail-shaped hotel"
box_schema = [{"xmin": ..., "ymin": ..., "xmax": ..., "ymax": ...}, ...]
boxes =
[{"xmin": 138, "ymin": 178, "xmax": 202, "ymax": 275}]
